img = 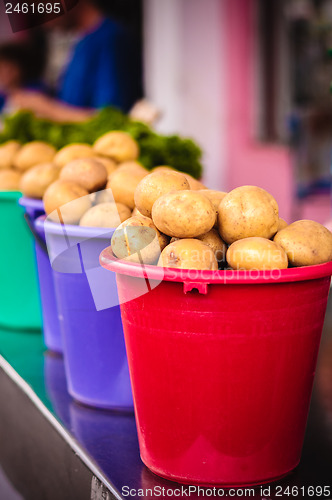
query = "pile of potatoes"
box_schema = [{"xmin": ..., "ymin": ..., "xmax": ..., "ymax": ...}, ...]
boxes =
[
  {"xmin": 0, "ymin": 132, "xmax": 144, "ymax": 228},
  {"xmin": 0, "ymin": 130, "xmax": 139, "ymax": 197},
  {"xmin": 39, "ymin": 131, "xmax": 208, "ymax": 230},
  {"xmin": 0, "ymin": 140, "xmax": 57, "ymax": 191},
  {"xmin": 110, "ymin": 174, "xmax": 332, "ymax": 271},
  {"xmin": 41, "ymin": 132, "xmax": 149, "ymax": 227},
  {"xmin": 1, "ymin": 134, "xmax": 331, "ymax": 271}
]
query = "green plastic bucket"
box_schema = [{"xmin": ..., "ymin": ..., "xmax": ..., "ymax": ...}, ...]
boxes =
[{"xmin": 0, "ymin": 191, "xmax": 42, "ymax": 330}]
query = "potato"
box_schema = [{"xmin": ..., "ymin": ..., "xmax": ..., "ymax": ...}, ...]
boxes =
[
  {"xmin": 93, "ymin": 131, "xmax": 139, "ymax": 162},
  {"xmin": 171, "ymin": 229, "xmax": 226, "ymax": 262},
  {"xmin": 132, "ymin": 206, "xmax": 144, "ymax": 217},
  {"xmin": 227, "ymin": 237, "xmax": 288, "ymax": 270},
  {"xmin": 151, "ymin": 165, "xmax": 174, "ymax": 173},
  {"xmin": 199, "ymin": 189, "xmax": 228, "ymax": 228},
  {"xmin": 60, "ymin": 158, "xmax": 107, "ymax": 192},
  {"xmin": 134, "ymin": 170, "xmax": 190, "ymax": 218},
  {"xmin": 274, "ymin": 220, "xmax": 332, "ymax": 266},
  {"xmin": 196, "ymin": 229, "xmax": 227, "ymax": 263},
  {"xmin": 79, "ymin": 202, "xmax": 131, "ymax": 228},
  {"xmin": 158, "ymin": 239, "xmax": 218, "ymax": 270},
  {"xmin": 277, "ymin": 218, "xmax": 288, "ymax": 232},
  {"xmin": 183, "ymin": 173, "xmax": 206, "ymax": 190},
  {"xmin": 94, "ymin": 188, "xmax": 115, "ymax": 205},
  {"xmin": 53, "ymin": 143, "xmax": 94, "ymax": 168},
  {"xmin": 152, "ymin": 190, "xmax": 216, "ymax": 238},
  {"xmin": 0, "ymin": 169, "xmax": 21, "ymax": 190},
  {"xmin": 19, "ymin": 163, "xmax": 59, "ymax": 199},
  {"xmin": 198, "ymin": 189, "xmax": 227, "ymax": 211},
  {"xmin": 13, "ymin": 141, "xmax": 56, "ymax": 171},
  {"xmin": 218, "ymin": 186, "xmax": 279, "ymax": 244},
  {"xmin": 0, "ymin": 141, "xmax": 21, "ymax": 170},
  {"xmin": 111, "ymin": 215, "xmax": 169, "ymax": 264},
  {"xmin": 92, "ymin": 156, "xmax": 118, "ymax": 176},
  {"xmin": 43, "ymin": 180, "xmax": 91, "ymax": 224},
  {"xmin": 107, "ymin": 167, "xmax": 147, "ymax": 209},
  {"xmin": 115, "ymin": 161, "xmax": 147, "ymax": 175}
]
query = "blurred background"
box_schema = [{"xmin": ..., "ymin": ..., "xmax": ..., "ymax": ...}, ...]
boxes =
[
  {"xmin": 0, "ymin": 0, "xmax": 332, "ymax": 225},
  {"xmin": 1, "ymin": 3, "xmax": 332, "ymax": 498}
]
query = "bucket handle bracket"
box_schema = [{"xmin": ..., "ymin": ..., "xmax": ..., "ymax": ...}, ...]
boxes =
[{"xmin": 183, "ymin": 282, "xmax": 208, "ymax": 295}]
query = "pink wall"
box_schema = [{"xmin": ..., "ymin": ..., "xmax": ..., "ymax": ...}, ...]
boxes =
[{"xmin": 224, "ymin": 0, "xmax": 295, "ymax": 222}]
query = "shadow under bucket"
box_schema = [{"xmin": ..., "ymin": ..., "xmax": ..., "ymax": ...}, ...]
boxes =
[
  {"xmin": 0, "ymin": 192, "xmax": 41, "ymax": 330},
  {"xmin": 43, "ymin": 217, "xmax": 133, "ymax": 411},
  {"xmin": 100, "ymin": 248, "xmax": 332, "ymax": 487},
  {"xmin": 20, "ymin": 198, "xmax": 63, "ymax": 353}
]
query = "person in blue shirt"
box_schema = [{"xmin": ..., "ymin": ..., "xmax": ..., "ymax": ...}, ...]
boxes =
[
  {"xmin": 60, "ymin": 17, "xmax": 140, "ymax": 111},
  {"xmin": 10, "ymin": 0, "xmax": 142, "ymax": 122}
]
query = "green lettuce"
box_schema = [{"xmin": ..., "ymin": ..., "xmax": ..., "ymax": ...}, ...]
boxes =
[{"xmin": 0, "ymin": 108, "xmax": 203, "ymax": 178}]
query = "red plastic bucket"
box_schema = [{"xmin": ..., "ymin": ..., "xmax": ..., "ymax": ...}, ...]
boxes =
[{"xmin": 100, "ymin": 248, "xmax": 332, "ymax": 486}]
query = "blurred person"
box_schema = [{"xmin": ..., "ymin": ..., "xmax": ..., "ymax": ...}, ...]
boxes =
[
  {"xmin": 0, "ymin": 35, "xmax": 47, "ymax": 113},
  {"xmin": 9, "ymin": 0, "xmax": 143, "ymax": 122}
]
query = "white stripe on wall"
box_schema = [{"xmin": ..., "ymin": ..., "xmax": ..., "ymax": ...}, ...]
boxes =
[{"xmin": 143, "ymin": 0, "xmax": 228, "ymax": 190}]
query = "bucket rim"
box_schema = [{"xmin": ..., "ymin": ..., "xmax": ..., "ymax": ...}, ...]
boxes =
[
  {"xmin": 36, "ymin": 215, "xmax": 116, "ymax": 239},
  {"xmin": 19, "ymin": 196, "xmax": 44, "ymax": 210},
  {"xmin": 100, "ymin": 246, "xmax": 332, "ymax": 284},
  {"xmin": 0, "ymin": 190, "xmax": 21, "ymax": 201}
]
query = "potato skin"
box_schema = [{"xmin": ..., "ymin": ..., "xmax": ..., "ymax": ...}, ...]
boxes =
[
  {"xmin": 199, "ymin": 189, "xmax": 228, "ymax": 228},
  {"xmin": 0, "ymin": 141, "xmax": 21, "ymax": 170},
  {"xmin": 43, "ymin": 180, "xmax": 91, "ymax": 224},
  {"xmin": 107, "ymin": 168, "xmax": 147, "ymax": 209},
  {"xmin": 54, "ymin": 143, "xmax": 94, "ymax": 168},
  {"xmin": 227, "ymin": 237, "xmax": 288, "ymax": 270},
  {"xmin": 198, "ymin": 190, "xmax": 227, "ymax": 211},
  {"xmin": 79, "ymin": 202, "xmax": 131, "ymax": 228},
  {"xmin": 132, "ymin": 206, "xmax": 144, "ymax": 217},
  {"xmin": 111, "ymin": 215, "xmax": 169, "ymax": 264},
  {"xmin": 151, "ymin": 165, "xmax": 174, "ymax": 173},
  {"xmin": 274, "ymin": 220, "xmax": 332, "ymax": 266},
  {"xmin": 0, "ymin": 169, "xmax": 21, "ymax": 190},
  {"xmin": 60, "ymin": 158, "xmax": 107, "ymax": 193},
  {"xmin": 277, "ymin": 218, "xmax": 288, "ymax": 232},
  {"xmin": 92, "ymin": 156, "xmax": 118, "ymax": 176},
  {"xmin": 115, "ymin": 161, "xmax": 147, "ymax": 174},
  {"xmin": 218, "ymin": 186, "xmax": 279, "ymax": 244},
  {"xmin": 152, "ymin": 190, "xmax": 216, "ymax": 238},
  {"xmin": 183, "ymin": 173, "xmax": 205, "ymax": 190},
  {"xmin": 158, "ymin": 239, "xmax": 218, "ymax": 270},
  {"xmin": 93, "ymin": 131, "xmax": 139, "ymax": 162},
  {"xmin": 13, "ymin": 141, "xmax": 56, "ymax": 171},
  {"xmin": 170, "ymin": 230, "xmax": 227, "ymax": 263},
  {"xmin": 20, "ymin": 163, "xmax": 59, "ymax": 199},
  {"xmin": 134, "ymin": 171, "xmax": 190, "ymax": 218},
  {"xmin": 196, "ymin": 229, "xmax": 227, "ymax": 262},
  {"xmin": 94, "ymin": 189, "xmax": 115, "ymax": 205}
]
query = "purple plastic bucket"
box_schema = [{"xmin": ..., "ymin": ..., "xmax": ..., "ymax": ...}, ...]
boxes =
[
  {"xmin": 19, "ymin": 197, "xmax": 44, "ymax": 219},
  {"xmin": 41, "ymin": 217, "xmax": 133, "ymax": 411},
  {"xmin": 19, "ymin": 198, "xmax": 63, "ymax": 353}
]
